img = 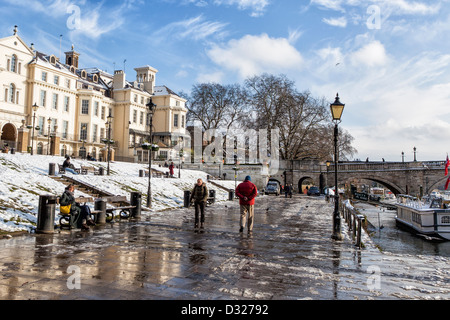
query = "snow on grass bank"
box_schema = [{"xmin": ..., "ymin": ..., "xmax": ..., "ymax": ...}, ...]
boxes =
[{"xmin": 0, "ymin": 153, "xmax": 234, "ymax": 233}]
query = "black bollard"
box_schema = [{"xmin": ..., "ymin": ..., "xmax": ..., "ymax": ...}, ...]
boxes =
[
  {"xmin": 184, "ymin": 190, "xmax": 191, "ymax": 208},
  {"xmin": 49, "ymin": 163, "xmax": 56, "ymax": 176},
  {"xmin": 139, "ymin": 170, "xmax": 144, "ymax": 177},
  {"xmin": 130, "ymin": 192, "xmax": 142, "ymax": 218},
  {"xmin": 94, "ymin": 199, "xmax": 106, "ymax": 224},
  {"xmin": 98, "ymin": 167, "xmax": 104, "ymax": 176},
  {"xmin": 209, "ymin": 189, "xmax": 216, "ymax": 204},
  {"xmin": 228, "ymin": 190, "xmax": 235, "ymax": 201},
  {"xmin": 36, "ymin": 195, "xmax": 57, "ymax": 234}
]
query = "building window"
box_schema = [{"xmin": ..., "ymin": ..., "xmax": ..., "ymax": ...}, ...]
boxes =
[
  {"xmin": 42, "ymin": 71, "xmax": 47, "ymax": 82},
  {"xmin": 181, "ymin": 115, "xmax": 185, "ymax": 128},
  {"xmin": 93, "ymin": 124, "xmax": 98, "ymax": 142},
  {"xmin": 133, "ymin": 110, "xmax": 137, "ymax": 123},
  {"xmin": 94, "ymin": 101, "xmax": 99, "ymax": 116},
  {"xmin": 64, "ymin": 96, "xmax": 70, "ymax": 112},
  {"xmin": 80, "ymin": 123, "xmax": 88, "ymax": 140},
  {"xmin": 81, "ymin": 100, "xmax": 89, "ymax": 114},
  {"xmin": 65, "ymin": 79, "xmax": 71, "ymax": 89},
  {"xmin": 38, "ymin": 117, "xmax": 44, "ymax": 135},
  {"xmin": 9, "ymin": 84, "xmax": 15, "ymax": 103},
  {"xmin": 52, "ymin": 93, "xmax": 58, "ymax": 110},
  {"xmin": 101, "ymin": 106, "xmax": 105, "ymax": 120},
  {"xmin": 174, "ymin": 114, "xmax": 179, "ymax": 127},
  {"xmin": 40, "ymin": 90, "xmax": 47, "ymax": 107},
  {"xmin": 140, "ymin": 111, "xmax": 144, "ymax": 125},
  {"xmin": 11, "ymin": 55, "xmax": 17, "ymax": 73},
  {"xmin": 62, "ymin": 121, "xmax": 69, "ymax": 139},
  {"xmin": 54, "ymin": 75, "xmax": 59, "ymax": 86}
]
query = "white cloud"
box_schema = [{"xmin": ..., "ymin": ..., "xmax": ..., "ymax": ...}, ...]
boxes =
[
  {"xmin": 322, "ymin": 16, "xmax": 348, "ymax": 27},
  {"xmin": 213, "ymin": 0, "xmax": 270, "ymax": 16},
  {"xmin": 153, "ymin": 15, "xmax": 229, "ymax": 42},
  {"xmin": 207, "ymin": 33, "xmax": 304, "ymax": 78},
  {"xmin": 350, "ymin": 40, "xmax": 388, "ymax": 67}
]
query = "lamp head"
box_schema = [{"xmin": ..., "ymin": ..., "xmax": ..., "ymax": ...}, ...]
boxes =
[{"xmin": 330, "ymin": 93, "xmax": 345, "ymax": 122}]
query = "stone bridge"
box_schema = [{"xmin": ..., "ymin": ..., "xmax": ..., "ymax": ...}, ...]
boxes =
[
  {"xmin": 284, "ymin": 160, "xmax": 447, "ymax": 196},
  {"xmin": 189, "ymin": 160, "xmax": 447, "ymax": 196}
]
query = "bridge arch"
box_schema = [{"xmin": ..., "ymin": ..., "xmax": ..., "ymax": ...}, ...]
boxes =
[
  {"xmin": 427, "ymin": 176, "xmax": 449, "ymax": 194},
  {"xmin": 298, "ymin": 176, "xmax": 316, "ymax": 193},
  {"xmin": 339, "ymin": 174, "xmax": 405, "ymax": 195}
]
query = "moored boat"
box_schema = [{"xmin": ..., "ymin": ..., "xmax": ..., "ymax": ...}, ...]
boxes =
[{"xmin": 395, "ymin": 195, "xmax": 450, "ymax": 241}]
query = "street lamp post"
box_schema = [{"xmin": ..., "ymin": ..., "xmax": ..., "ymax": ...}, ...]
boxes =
[
  {"xmin": 146, "ymin": 98, "xmax": 156, "ymax": 208},
  {"xmin": 106, "ymin": 115, "xmax": 113, "ymax": 175},
  {"xmin": 330, "ymin": 93, "xmax": 345, "ymax": 241},
  {"xmin": 47, "ymin": 118, "xmax": 52, "ymax": 155},
  {"xmin": 179, "ymin": 148, "xmax": 183, "ymax": 178},
  {"xmin": 81, "ymin": 124, "xmax": 87, "ymax": 160},
  {"xmin": 31, "ymin": 103, "xmax": 39, "ymax": 155}
]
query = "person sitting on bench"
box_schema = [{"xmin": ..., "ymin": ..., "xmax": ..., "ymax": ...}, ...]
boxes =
[
  {"xmin": 60, "ymin": 184, "xmax": 95, "ymax": 230},
  {"xmin": 62, "ymin": 156, "xmax": 78, "ymax": 175}
]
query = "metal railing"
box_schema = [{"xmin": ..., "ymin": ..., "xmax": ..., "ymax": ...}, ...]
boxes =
[{"xmin": 340, "ymin": 200, "xmax": 366, "ymax": 248}]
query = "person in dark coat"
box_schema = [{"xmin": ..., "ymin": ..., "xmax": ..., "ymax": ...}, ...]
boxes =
[
  {"xmin": 235, "ymin": 176, "xmax": 258, "ymax": 233},
  {"xmin": 190, "ymin": 179, "xmax": 209, "ymax": 229},
  {"xmin": 62, "ymin": 157, "xmax": 78, "ymax": 175},
  {"xmin": 59, "ymin": 184, "xmax": 95, "ymax": 230}
]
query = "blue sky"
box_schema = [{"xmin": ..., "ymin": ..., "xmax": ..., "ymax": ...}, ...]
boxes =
[{"xmin": 2, "ymin": 0, "xmax": 450, "ymax": 161}]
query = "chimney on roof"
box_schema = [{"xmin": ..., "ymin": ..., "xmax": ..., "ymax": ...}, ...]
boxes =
[
  {"xmin": 134, "ymin": 66, "xmax": 158, "ymax": 94},
  {"xmin": 65, "ymin": 44, "xmax": 80, "ymax": 68},
  {"xmin": 113, "ymin": 70, "xmax": 126, "ymax": 90}
]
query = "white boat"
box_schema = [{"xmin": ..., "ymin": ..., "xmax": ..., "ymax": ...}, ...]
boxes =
[{"xmin": 395, "ymin": 195, "xmax": 450, "ymax": 241}]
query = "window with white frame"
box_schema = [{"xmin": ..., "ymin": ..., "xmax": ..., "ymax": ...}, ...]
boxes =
[
  {"xmin": 54, "ymin": 75, "xmax": 59, "ymax": 86},
  {"xmin": 94, "ymin": 101, "xmax": 99, "ymax": 116},
  {"xmin": 81, "ymin": 100, "xmax": 89, "ymax": 114},
  {"xmin": 93, "ymin": 124, "xmax": 98, "ymax": 142},
  {"xmin": 42, "ymin": 71, "xmax": 47, "ymax": 82},
  {"xmin": 11, "ymin": 55, "xmax": 17, "ymax": 73},
  {"xmin": 64, "ymin": 96, "xmax": 70, "ymax": 112},
  {"xmin": 80, "ymin": 123, "xmax": 88, "ymax": 140},
  {"xmin": 52, "ymin": 93, "xmax": 58, "ymax": 110},
  {"xmin": 174, "ymin": 114, "xmax": 179, "ymax": 127},
  {"xmin": 62, "ymin": 121, "xmax": 68, "ymax": 139},
  {"xmin": 40, "ymin": 90, "xmax": 47, "ymax": 107}
]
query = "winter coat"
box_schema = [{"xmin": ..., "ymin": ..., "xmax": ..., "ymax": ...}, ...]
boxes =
[
  {"xmin": 60, "ymin": 190, "xmax": 80, "ymax": 214},
  {"xmin": 235, "ymin": 180, "xmax": 258, "ymax": 206},
  {"xmin": 190, "ymin": 183, "xmax": 208, "ymax": 203}
]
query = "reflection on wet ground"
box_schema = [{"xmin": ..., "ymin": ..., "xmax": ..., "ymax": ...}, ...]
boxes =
[{"xmin": 0, "ymin": 195, "xmax": 449, "ymax": 300}]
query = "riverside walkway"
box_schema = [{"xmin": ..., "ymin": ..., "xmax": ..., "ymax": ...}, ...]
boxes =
[{"xmin": 0, "ymin": 195, "xmax": 448, "ymax": 303}]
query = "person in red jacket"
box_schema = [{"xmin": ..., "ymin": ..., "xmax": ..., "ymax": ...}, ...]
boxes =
[{"xmin": 235, "ymin": 175, "xmax": 258, "ymax": 233}]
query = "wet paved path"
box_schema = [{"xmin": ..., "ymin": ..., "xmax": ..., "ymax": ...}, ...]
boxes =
[{"xmin": 0, "ymin": 195, "xmax": 449, "ymax": 301}]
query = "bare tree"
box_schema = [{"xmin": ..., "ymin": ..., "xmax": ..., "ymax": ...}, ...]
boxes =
[{"xmin": 184, "ymin": 83, "xmax": 247, "ymax": 132}]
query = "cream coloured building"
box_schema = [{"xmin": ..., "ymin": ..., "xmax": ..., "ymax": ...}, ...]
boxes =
[{"xmin": 0, "ymin": 27, "xmax": 189, "ymax": 163}]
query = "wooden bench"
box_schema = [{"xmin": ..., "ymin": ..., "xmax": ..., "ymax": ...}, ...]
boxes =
[
  {"xmin": 58, "ymin": 164, "xmax": 81, "ymax": 174},
  {"xmin": 81, "ymin": 166, "xmax": 101, "ymax": 175},
  {"xmin": 144, "ymin": 170, "xmax": 164, "ymax": 178},
  {"xmin": 57, "ymin": 196, "xmax": 100, "ymax": 229},
  {"xmin": 103, "ymin": 195, "xmax": 136, "ymax": 220}
]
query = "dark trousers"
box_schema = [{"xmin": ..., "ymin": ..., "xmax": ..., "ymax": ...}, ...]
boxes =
[{"xmin": 194, "ymin": 201, "xmax": 206, "ymax": 225}]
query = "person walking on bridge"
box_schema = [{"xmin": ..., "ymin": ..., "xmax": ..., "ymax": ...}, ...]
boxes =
[{"xmin": 235, "ymin": 175, "xmax": 258, "ymax": 233}]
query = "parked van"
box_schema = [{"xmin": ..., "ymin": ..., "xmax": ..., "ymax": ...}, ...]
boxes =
[{"xmin": 265, "ymin": 181, "xmax": 280, "ymax": 196}]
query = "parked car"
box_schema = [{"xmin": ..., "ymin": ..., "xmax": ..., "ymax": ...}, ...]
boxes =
[
  {"xmin": 307, "ymin": 186, "xmax": 320, "ymax": 196},
  {"xmin": 265, "ymin": 182, "xmax": 280, "ymax": 196}
]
